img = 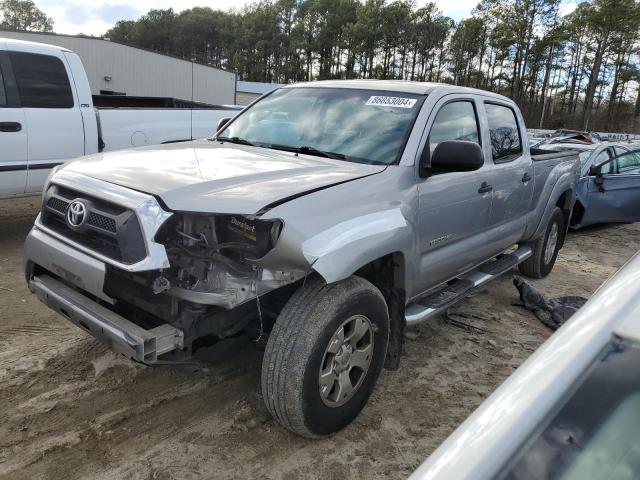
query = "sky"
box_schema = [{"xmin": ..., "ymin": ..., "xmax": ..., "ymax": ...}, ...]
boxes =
[
  {"xmin": 35, "ymin": 0, "xmax": 577, "ymax": 37},
  {"xmin": 35, "ymin": 0, "xmax": 483, "ymax": 36}
]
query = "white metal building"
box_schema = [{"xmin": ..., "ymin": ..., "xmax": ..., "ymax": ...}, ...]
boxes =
[
  {"xmin": 0, "ymin": 30, "xmax": 237, "ymax": 105},
  {"xmin": 236, "ymin": 80, "xmax": 286, "ymax": 105}
]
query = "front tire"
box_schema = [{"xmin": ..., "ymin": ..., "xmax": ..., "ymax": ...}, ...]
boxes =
[
  {"xmin": 518, "ymin": 207, "xmax": 565, "ymax": 278},
  {"xmin": 261, "ymin": 276, "xmax": 389, "ymax": 438}
]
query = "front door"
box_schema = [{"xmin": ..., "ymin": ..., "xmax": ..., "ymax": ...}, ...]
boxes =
[
  {"xmin": 415, "ymin": 96, "xmax": 493, "ymax": 294},
  {"xmin": 581, "ymin": 149, "xmax": 640, "ymax": 225},
  {"xmin": 0, "ymin": 46, "xmax": 28, "ymax": 197}
]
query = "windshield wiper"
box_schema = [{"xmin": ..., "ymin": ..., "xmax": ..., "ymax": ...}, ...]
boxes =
[
  {"xmin": 267, "ymin": 144, "xmax": 346, "ymax": 160},
  {"xmin": 216, "ymin": 136, "xmax": 255, "ymax": 146}
]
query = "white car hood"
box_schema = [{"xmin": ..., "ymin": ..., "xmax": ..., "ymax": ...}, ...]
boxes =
[{"xmin": 64, "ymin": 141, "xmax": 386, "ymax": 214}]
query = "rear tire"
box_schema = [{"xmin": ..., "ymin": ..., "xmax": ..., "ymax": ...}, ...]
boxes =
[
  {"xmin": 261, "ymin": 276, "xmax": 389, "ymax": 438},
  {"xmin": 518, "ymin": 207, "xmax": 565, "ymax": 279}
]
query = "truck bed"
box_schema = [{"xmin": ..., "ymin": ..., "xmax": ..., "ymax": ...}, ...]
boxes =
[{"xmin": 96, "ymin": 99, "xmax": 242, "ymax": 151}]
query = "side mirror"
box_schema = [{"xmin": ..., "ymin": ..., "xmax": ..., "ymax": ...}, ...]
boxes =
[
  {"xmin": 589, "ymin": 165, "xmax": 601, "ymax": 177},
  {"xmin": 217, "ymin": 117, "xmax": 231, "ymax": 132},
  {"xmin": 424, "ymin": 140, "xmax": 484, "ymax": 176}
]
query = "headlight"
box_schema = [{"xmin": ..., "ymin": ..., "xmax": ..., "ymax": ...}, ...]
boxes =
[{"xmin": 156, "ymin": 213, "xmax": 283, "ymax": 261}]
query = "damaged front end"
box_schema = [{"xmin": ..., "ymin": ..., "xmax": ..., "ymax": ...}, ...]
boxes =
[
  {"xmin": 97, "ymin": 211, "xmax": 309, "ymax": 358},
  {"xmin": 29, "ymin": 173, "xmax": 313, "ymax": 362},
  {"xmin": 152, "ymin": 213, "xmax": 306, "ymax": 309}
]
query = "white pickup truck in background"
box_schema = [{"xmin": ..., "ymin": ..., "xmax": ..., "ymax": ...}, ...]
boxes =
[{"xmin": 0, "ymin": 38, "xmax": 241, "ymax": 198}]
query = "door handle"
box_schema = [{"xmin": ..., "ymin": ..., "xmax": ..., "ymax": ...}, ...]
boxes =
[
  {"xmin": 0, "ymin": 122, "xmax": 22, "ymax": 132},
  {"xmin": 522, "ymin": 172, "xmax": 532, "ymax": 183},
  {"xmin": 478, "ymin": 182, "xmax": 493, "ymax": 194}
]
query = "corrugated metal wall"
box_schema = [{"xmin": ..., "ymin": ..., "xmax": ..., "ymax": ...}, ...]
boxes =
[
  {"xmin": 0, "ymin": 31, "xmax": 236, "ymax": 105},
  {"xmin": 235, "ymin": 91, "xmax": 260, "ymax": 106}
]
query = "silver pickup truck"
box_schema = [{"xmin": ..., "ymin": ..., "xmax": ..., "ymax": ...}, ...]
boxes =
[{"xmin": 24, "ymin": 81, "xmax": 580, "ymax": 438}]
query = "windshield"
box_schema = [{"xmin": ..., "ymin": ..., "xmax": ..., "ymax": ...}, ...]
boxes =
[{"xmin": 217, "ymin": 87, "xmax": 426, "ymax": 165}]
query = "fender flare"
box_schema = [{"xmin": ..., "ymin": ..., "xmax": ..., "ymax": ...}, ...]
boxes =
[
  {"xmin": 529, "ymin": 176, "xmax": 576, "ymax": 241},
  {"xmin": 301, "ymin": 208, "xmax": 413, "ymax": 284}
]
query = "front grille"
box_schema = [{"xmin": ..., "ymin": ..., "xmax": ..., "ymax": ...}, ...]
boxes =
[
  {"xmin": 47, "ymin": 197, "xmax": 68, "ymax": 214},
  {"xmin": 41, "ymin": 185, "xmax": 147, "ymax": 264},
  {"xmin": 87, "ymin": 212, "xmax": 117, "ymax": 233}
]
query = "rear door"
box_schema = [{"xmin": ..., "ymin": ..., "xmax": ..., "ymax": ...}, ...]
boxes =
[
  {"xmin": 0, "ymin": 45, "xmax": 28, "ymax": 197},
  {"xmin": 582, "ymin": 149, "xmax": 640, "ymax": 225},
  {"xmin": 7, "ymin": 44, "xmax": 85, "ymax": 193},
  {"xmin": 482, "ymin": 101, "xmax": 532, "ymax": 249}
]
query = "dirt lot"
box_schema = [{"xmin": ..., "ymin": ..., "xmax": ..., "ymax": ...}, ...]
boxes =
[{"xmin": 0, "ymin": 196, "xmax": 638, "ymax": 480}]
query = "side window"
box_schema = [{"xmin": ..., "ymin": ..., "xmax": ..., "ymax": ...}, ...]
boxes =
[
  {"xmin": 616, "ymin": 151, "xmax": 640, "ymax": 175},
  {"xmin": 9, "ymin": 51, "xmax": 73, "ymax": 108},
  {"xmin": 427, "ymin": 101, "xmax": 479, "ymax": 159},
  {"xmin": 614, "ymin": 146, "xmax": 628, "ymax": 157},
  {"xmin": 485, "ymin": 103, "xmax": 522, "ymax": 162},
  {"xmin": 0, "ymin": 65, "xmax": 6, "ymax": 107},
  {"xmin": 596, "ymin": 150, "xmax": 615, "ymax": 174}
]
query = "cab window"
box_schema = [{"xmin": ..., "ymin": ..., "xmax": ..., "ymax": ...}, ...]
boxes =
[
  {"xmin": 485, "ymin": 103, "xmax": 522, "ymax": 162},
  {"xmin": 427, "ymin": 100, "xmax": 480, "ymax": 162},
  {"xmin": 9, "ymin": 51, "xmax": 74, "ymax": 108}
]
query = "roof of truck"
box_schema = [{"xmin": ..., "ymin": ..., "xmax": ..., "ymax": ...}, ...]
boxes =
[
  {"xmin": 2, "ymin": 36, "xmax": 72, "ymax": 53},
  {"xmin": 285, "ymin": 79, "xmax": 513, "ymax": 100}
]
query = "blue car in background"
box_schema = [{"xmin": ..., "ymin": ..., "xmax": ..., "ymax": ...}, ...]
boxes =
[
  {"xmin": 538, "ymin": 141, "xmax": 640, "ymax": 229},
  {"xmin": 573, "ymin": 147, "xmax": 640, "ymax": 228}
]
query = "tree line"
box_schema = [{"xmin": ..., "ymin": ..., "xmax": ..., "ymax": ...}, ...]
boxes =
[{"xmin": 2, "ymin": 0, "xmax": 640, "ymax": 132}]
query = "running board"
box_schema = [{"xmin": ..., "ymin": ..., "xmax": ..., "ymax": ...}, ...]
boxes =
[{"xmin": 405, "ymin": 246, "xmax": 532, "ymax": 326}]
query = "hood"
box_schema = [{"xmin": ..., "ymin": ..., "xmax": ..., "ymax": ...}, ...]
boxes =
[{"xmin": 63, "ymin": 140, "xmax": 386, "ymax": 214}]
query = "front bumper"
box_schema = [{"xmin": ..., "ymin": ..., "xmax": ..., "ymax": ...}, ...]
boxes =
[
  {"xmin": 25, "ymin": 227, "xmax": 184, "ymax": 363},
  {"xmin": 30, "ymin": 275, "xmax": 183, "ymax": 363}
]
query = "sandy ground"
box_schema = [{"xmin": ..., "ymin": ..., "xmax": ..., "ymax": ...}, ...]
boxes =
[{"xmin": 0, "ymin": 196, "xmax": 638, "ymax": 480}]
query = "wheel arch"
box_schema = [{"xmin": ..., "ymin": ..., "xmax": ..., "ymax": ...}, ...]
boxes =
[
  {"xmin": 555, "ymin": 189, "xmax": 573, "ymax": 247},
  {"xmin": 352, "ymin": 252, "xmax": 407, "ymax": 371}
]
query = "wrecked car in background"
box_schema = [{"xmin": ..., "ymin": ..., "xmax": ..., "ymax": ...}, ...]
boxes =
[
  {"xmin": 25, "ymin": 80, "xmax": 579, "ymax": 438},
  {"xmin": 539, "ymin": 141, "xmax": 640, "ymax": 228},
  {"xmin": 573, "ymin": 148, "xmax": 640, "ymax": 228}
]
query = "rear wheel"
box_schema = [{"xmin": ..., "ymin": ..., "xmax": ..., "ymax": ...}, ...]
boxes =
[
  {"xmin": 519, "ymin": 207, "xmax": 565, "ymax": 278},
  {"xmin": 261, "ymin": 276, "xmax": 389, "ymax": 438}
]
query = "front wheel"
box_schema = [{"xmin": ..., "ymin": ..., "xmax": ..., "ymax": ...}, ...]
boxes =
[
  {"xmin": 261, "ymin": 276, "xmax": 389, "ymax": 438},
  {"xmin": 518, "ymin": 206, "xmax": 565, "ymax": 278}
]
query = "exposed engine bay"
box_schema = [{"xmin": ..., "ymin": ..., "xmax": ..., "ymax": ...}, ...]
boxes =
[
  {"xmin": 151, "ymin": 213, "xmax": 307, "ymax": 309},
  {"xmin": 146, "ymin": 214, "xmax": 304, "ymax": 309},
  {"xmin": 97, "ymin": 213, "xmax": 307, "ymax": 356}
]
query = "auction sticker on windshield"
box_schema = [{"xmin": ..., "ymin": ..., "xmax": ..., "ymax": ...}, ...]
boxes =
[{"xmin": 365, "ymin": 96, "xmax": 417, "ymax": 108}]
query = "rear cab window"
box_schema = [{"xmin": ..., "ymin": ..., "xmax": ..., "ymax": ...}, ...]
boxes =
[
  {"xmin": 485, "ymin": 103, "xmax": 522, "ymax": 162},
  {"xmin": 9, "ymin": 51, "xmax": 74, "ymax": 108},
  {"xmin": 500, "ymin": 339, "xmax": 640, "ymax": 480}
]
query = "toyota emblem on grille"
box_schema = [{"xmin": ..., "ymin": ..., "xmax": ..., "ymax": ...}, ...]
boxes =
[{"xmin": 67, "ymin": 200, "xmax": 87, "ymax": 228}]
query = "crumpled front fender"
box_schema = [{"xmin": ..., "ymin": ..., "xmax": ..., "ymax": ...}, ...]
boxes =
[{"xmin": 301, "ymin": 208, "xmax": 412, "ymax": 284}]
